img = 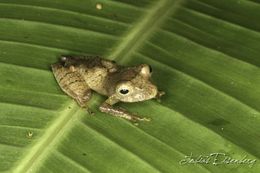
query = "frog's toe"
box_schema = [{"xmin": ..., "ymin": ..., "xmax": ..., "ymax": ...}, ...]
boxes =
[
  {"xmin": 156, "ymin": 91, "xmax": 165, "ymax": 99},
  {"xmin": 141, "ymin": 117, "xmax": 151, "ymax": 122},
  {"xmin": 86, "ymin": 108, "xmax": 95, "ymax": 115},
  {"xmin": 156, "ymin": 98, "xmax": 162, "ymax": 103},
  {"xmin": 133, "ymin": 122, "xmax": 139, "ymax": 126},
  {"xmin": 132, "ymin": 116, "xmax": 151, "ymax": 122}
]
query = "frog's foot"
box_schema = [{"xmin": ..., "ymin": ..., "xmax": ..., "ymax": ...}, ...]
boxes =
[
  {"xmin": 130, "ymin": 115, "xmax": 151, "ymax": 122},
  {"xmin": 75, "ymin": 99, "xmax": 94, "ymax": 115},
  {"xmin": 131, "ymin": 116, "xmax": 151, "ymax": 126},
  {"xmin": 156, "ymin": 91, "xmax": 165, "ymax": 99},
  {"xmin": 86, "ymin": 108, "xmax": 95, "ymax": 116},
  {"xmin": 156, "ymin": 90, "xmax": 165, "ymax": 102}
]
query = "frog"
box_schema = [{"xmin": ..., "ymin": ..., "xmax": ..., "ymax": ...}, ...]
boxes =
[{"xmin": 51, "ymin": 56, "xmax": 165, "ymax": 122}]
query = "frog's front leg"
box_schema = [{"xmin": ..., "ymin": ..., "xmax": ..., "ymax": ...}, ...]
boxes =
[{"xmin": 99, "ymin": 96, "xmax": 150, "ymax": 122}]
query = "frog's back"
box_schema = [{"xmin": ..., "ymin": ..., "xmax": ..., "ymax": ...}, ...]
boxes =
[
  {"xmin": 62, "ymin": 56, "xmax": 119, "ymax": 95},
  {"xmin": 52, "ymin": 56, "xmax": 120, "ymax": 95}
]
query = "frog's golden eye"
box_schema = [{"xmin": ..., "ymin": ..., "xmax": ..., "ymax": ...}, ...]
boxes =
[{"xmin": 119, "ymin": 89, "xmax": 129, "ymax": 94}]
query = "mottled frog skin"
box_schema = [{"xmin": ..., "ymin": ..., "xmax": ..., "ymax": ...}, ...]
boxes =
[{"xmin": 51, "ymin": 56, "xmax": 164, "ymax": 122}]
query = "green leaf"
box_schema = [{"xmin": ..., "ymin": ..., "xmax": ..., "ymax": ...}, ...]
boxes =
[{"xmin": 0, "ymin": 0, "xmax": 259, "ymax": 172}]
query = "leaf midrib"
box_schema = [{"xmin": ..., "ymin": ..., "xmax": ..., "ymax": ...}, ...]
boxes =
[
  {"xmin": 12, "ymin": 102, "xmax": 79, "ymax": 173},
  {"xmin": 107, "ymin": 0, "xmax": 184, "ymax": 61}
]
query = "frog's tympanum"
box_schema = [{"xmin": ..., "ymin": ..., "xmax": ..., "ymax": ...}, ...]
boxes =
[{"xmin": 51, "ymin": 56, "xmax": 165, "ymax": 122}]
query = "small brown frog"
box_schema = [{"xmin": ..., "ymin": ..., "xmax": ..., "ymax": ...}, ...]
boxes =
[{"xmin": 51, "ymin": 56, "xmax": 164, "ymax": 122}]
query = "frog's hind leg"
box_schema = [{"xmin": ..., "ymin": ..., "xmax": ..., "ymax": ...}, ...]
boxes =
[{"xmin": 51, "ymin": 64, "xmax": 92, "ymax": 109}]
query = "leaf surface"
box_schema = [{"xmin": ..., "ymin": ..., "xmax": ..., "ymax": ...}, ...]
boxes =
[{"xmin": 0, "ymin": 0, "xmax": 259, "ymax": 172}]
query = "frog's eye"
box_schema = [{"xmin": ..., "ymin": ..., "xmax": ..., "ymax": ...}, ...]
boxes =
[
  {"xmin": 148, "ymin": 65, "xmax": 152, "ymax": 73},
  {"xmin": 140, "ymin": 65, "xmax": 152, "ymax": 78},
  {"xmin": 119, "ymin": 89, "xmax": 129, "ymax": 95},
  {"xmin": 117, "ymin": 82, "xmax": 132, "ymax": 95}
]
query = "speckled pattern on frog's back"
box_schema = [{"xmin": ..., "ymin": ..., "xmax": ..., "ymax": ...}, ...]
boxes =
[
  {"xmin": 79, "ymin": 57, "xmax": 119, "ymax": 95},
  {"xmin": 51, "ymin": 62, "xmax": 90, "ymax": 106},
  {"xmin": 61, "ymin": 56, "xmax": 119, "ymax": 96}
]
